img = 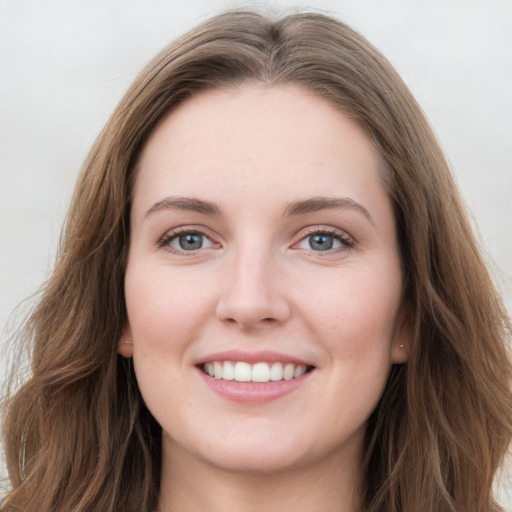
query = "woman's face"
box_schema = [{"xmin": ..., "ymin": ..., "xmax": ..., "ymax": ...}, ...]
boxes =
[{"xmin": 124, "ymin": 83, "xmax": 408, "ymax": 474}]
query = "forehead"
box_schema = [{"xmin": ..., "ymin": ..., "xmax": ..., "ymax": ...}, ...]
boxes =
[{"xmin": 133, "ymin": 83, "xmax": 389, "ymax": 219}]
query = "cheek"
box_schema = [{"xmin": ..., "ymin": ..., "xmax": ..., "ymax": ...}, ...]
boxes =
[
  {"xmin": 296, "ymin": 264, "xmax": 403, "ymax": 357},
  {"xmin": 124, "ymin": 264, "xmax": 209, "ymax": 422},
  {"xmin": 124, "ymin": 262, "xmax": 214, "ymax": 350}
]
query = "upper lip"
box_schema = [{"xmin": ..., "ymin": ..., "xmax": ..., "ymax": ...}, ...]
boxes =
[{"xmin": 196, "ymin": 350, "xmax": 314, "ymax": 367}]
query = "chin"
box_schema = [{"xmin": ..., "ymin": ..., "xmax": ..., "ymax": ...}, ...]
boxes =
[
  {"xmin": 203, "ymin": 446, "xmax": 308, "ymax": 475},
  {"xmin": 166, "ymin": 427, "xmax": 314, "ymax": 475}
]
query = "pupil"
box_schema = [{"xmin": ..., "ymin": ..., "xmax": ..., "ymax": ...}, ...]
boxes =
[
  {"xmin": 310, "ymin": 234, "xmax": 333, "ymax": 251},
  {"xmin": 179, "ymin": 233, "xmax": 203, "ymax": 250}
]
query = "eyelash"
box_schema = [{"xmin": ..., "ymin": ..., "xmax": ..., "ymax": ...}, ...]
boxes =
[
  {"xmin": 157, "ymin": 226, "xmax": 355, "ymax": 255},
  {"xmin": 295, "ymin": 226, "xmax": 355, "ymax": 254},
  {"xmin": 158, "ymin": 226, "xmax": 218, "ymax": 255}
]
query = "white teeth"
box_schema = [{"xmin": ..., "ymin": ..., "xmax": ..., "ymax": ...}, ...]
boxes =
[
  {"xmin": 270, "ymin": 362, "xmax": 283, "ymax": 381},
  {"xmin": 252, "ymin": 362, "xmax": 271, "ymax": 382},
  {"xmin": 283, "ymin": 363, "xmax": 295, "ymax": 380},
  {"xmin": 202, "ymin": 361, "xmax": 310, "ymax": 382},
  {"xmin": 294, "ymin": 365, "xmax": 307, "ymax": 378},
  {"xmin": 222, "ymin": 361, "xmax": 235, "ymax": 380},
  {"xmin": 234, "ymin": 362, "xmax": 252, "ymax": 382},
  {"xmin": 213, "ymin": 361, "xmax": 223, "ymax": 379}
]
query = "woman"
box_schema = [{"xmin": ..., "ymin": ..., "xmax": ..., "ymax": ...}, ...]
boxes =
[{"xmin": 1, "ymin": 9, "xmax": 511, "ymax": 512}]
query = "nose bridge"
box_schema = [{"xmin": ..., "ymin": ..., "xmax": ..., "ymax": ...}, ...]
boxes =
[
  {"xmin": 233, "ymin": 244, "xmax": 272, "ymax": 301},
  {"xmin": 216, "ymin": 236, "xmax": 290, "ymax": 328}
]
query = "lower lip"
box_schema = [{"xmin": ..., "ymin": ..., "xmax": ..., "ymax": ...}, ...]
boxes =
[{"xmin": 199, "ymin": 369, "xmax": 313, "ymax": 404}]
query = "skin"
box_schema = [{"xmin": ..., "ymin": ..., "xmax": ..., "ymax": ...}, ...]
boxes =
[{"xmin": 121, "ymin": 83, "xmax": 409, "ymax": 512}]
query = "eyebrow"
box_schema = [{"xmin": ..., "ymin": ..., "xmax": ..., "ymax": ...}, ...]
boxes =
[
  {"xmin": 145, "ymin": 196, "xmax": 221, "ymax": 217},
  {"xmin": 284, "ymin": 197, "xmax": 374, "ymax": 224},
  {"xmin": 144, "ymin": 195, "xmax": 373, "ymax": 224}
]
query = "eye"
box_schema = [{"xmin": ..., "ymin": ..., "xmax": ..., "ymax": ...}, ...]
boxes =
[
  {"xmin": 174, "ymin": 233, "xmax": 207, "ymax": 250},
  {"xmin": 307, "ymin": 234, "xmax": 337, "ymax": 251},
  {"xmin": 294, "ymin": 228, "xmax": 354, "ymax": 253},
  {"xmin": 159, "ymin": 229, "xmax": 217, "ymax": 253}
]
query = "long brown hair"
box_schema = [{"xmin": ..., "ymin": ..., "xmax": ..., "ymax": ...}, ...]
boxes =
[{"xmin": 2, "ymin": 10, "xmax": 511, "ymax": 512}]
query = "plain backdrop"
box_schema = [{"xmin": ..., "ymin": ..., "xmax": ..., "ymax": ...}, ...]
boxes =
[{"xmin": 0, "ymin": 0, "xmax": 511, "ymax": 506}]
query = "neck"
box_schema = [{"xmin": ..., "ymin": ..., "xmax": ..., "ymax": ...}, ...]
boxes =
[{"xmin": 156, "ymin": 436, "xmax": 363, "ymax": 512}]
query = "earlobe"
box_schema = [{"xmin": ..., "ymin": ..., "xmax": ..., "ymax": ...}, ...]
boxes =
[
  {"xmin": 392, "ymin": 339, "xmax": 410, "ymax": 364},
  {"xmin": 118, "ymin": 327, "xmax": 133, "ymax": 358},
  {"xmin": 391, "ymin": 305, "xmax": 411, "ymax": 364}
]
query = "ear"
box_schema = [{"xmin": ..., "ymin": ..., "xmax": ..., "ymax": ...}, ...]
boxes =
[
  {"xmin": 118, "ymin": 325, "xmax": 133, "ymax": 358},
  {"xmin": 390, "ymin": 304, "xmax": 411, "ymax": 364}
]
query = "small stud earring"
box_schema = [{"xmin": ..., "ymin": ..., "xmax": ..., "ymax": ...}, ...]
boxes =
[{"xmin": 399, "ymin": 344, "xmax": 404, "ymax": 349}]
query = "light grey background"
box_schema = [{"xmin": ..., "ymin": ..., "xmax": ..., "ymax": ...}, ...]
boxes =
[{"xmin": 1, "ymin": 0, "xmax": 511, "ymax": 505}]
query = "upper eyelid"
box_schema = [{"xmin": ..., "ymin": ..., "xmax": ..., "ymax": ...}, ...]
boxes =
[
  {"xmin": 296, "ymin": 225, "xmax": 354, "ymax": 241},
  {"xmin": 292, "ymin": 225, "xmax": 356, "ymax": 252},
  {"xmin": 162, "ymin": 225, "xmax": 217, "ymax": 237},
  {"xmin": 158, "ymin": 225, "xmax": 219, "ymax": 247}
]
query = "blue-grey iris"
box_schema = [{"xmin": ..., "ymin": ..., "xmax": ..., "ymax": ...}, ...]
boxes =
[
  {"xmin": 309, "ymin": 234, "xmax": 333, "ymax": 251},
  {"xmin": 179, "ymin": 233, "xmax": 203, "ymax": 250}
]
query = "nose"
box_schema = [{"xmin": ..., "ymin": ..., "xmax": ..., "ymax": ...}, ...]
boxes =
[{"xmin": 215, "ymin": 248, "xmax": 292, "ymax": 331}]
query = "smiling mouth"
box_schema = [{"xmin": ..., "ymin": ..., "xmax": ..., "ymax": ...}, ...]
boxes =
[{"xmin": 201, "ymin": 361, "xmax": 315, "ymax": 383}]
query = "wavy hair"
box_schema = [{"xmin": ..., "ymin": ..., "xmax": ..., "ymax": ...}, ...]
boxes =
[{"xmin": 2, "ymin": 10, "xmax": 511, "ymax": 512}]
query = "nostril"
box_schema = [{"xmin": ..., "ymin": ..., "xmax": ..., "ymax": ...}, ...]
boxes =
[{"xmin": 222, "ymin": 316, "xmax": 278, "ymax": 327}]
